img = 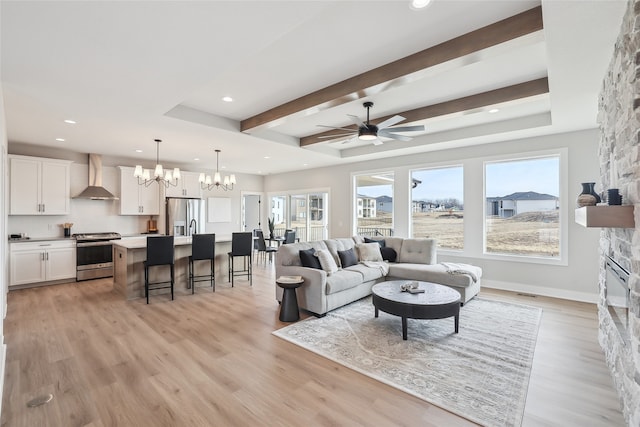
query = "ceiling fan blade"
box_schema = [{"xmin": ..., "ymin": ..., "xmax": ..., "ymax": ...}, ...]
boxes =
[
  {"xmin": 376, "ymin": 115, "xmax": 405, "ymax": 129},
  {"xmin": 317, "ymin": 132, "xmax": 355, "ymax": 139},
  {"xmin": 372, "ymin": 138, "xmax": 384, "ymax": 146},
  {"xmin": 316, "ymin": 124, "xmax": 355, "ymax": 132},
  {"xmin": 341, "ymin": 136, "xmax": 358, "ymax": 144},
  {"xmin": 378, "ymin": 131, "xmax": 412, "ymax": 142},
  {"xmin": 386, "ymin": 125, "xmax": 425, "ymax": 133},
  {"xmin": 347, "ymin": 114, "xmax": 366, "ymax": 128}
]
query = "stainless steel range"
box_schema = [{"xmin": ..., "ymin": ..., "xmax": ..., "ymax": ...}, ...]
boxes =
[{"xmin": 74, "ymin": 232, "xmax": 121, "ymax": 281}]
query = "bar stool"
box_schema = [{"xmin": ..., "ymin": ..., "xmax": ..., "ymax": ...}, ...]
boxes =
[
  {"xmin": 144, "ymin": 235, "xmax": 175, "ymax": 304},
  {"xmin": 188, "ymin": 233, "xmax": 216, "ymax": 294},
  {"xmin": 228, "ymin": 232, "xmax": 252, "ymax": 286}
]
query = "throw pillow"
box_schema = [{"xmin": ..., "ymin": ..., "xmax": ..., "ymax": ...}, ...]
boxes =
[
  {"xmin": 338, "ymin": 248, "xmax": 358, "ymax": 268},
  {"xmin": 299, "ymin": 248, "xmax": 321, "ymax": 269},
  {"xmin": 380, "ymin": 247, "xmax": 397, "ymax": 262},
  {"xmin": 315, "ymin": 249, "xmax": 339, "ymax": 275},
  {"xmin": 364, "ymin": 237, "xmax": 386, "ymax": 248},
  {"xmin": 356, "ymin": 242, "xmax": 383, "ymax": 262}
]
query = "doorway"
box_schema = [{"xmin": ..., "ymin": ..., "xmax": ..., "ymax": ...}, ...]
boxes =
[{"xmin": 242, "ymin": 194, "xmax": 261, "ymax": 232}]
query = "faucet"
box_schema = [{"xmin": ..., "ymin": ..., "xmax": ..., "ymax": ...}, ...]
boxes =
[{"xmin": 189, "ymin": 219, "xmax": 197, "ymax": 235}]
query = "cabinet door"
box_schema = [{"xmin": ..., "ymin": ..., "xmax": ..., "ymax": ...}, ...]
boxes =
[
  {"xmin": 182, "ymin": 172, "xmax": 202, "ymax": 198},
  {"xmin": 10, "ymin": 250, "xmax": 46, "ymax": 286},
  {"xmin": 164, "ymin": 181, "xmax": 184, "ymax": 198},
  {"xmin": 119, "ymin": 167, "xmax": 142, "ymax": 215},
  {"xmin": 40, "ymin": 161, "xmax": 70, "ymax": 215},
  {"xmin": 9, "ymin": 157, "xmax": 41, "ymax": 215},
  {"xmin": 139, "ymin": 184, "xmax": 160, "ymax": 215},
  {"xmin": 46, "ymin": 247, "xmax": 77, "ymax": 281}
]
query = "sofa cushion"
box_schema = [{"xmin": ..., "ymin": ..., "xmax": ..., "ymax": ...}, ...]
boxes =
[
  {"xmin": 344, "ymin": 264, "xmax": 386, "ymax": 282},
  {"xmin": 325, "ymin": 270, "xmax": 365, "ymax": 294},
  {"xmin": 356, "ymin": 243, "xmax": 383, "ymax": 262},
  {"xmin": 299, "ymin": 248, "xmax": 321, "ymax": 269},
  {"xmin": 398, "ymin": 238, "xmax": 436, "ymax": 264},
  {"xmin": 278, "ymin": 241, "xmax": 328, "ymax": 266},
  {"xmin": 387, "ymin": 263, "xmax": 482, "ymax": 288},
  {"xmin": 338, "ymin": 248, "xmax": 358, "ymax": 268},
  {"xmin": 384, "ymin": 237, "xmax": 404, "ymax": 258},
  {"xmin": 352, "ymin": 235, "xmax": 366, "ymax": 245},
  {"xmin": 315, "ymin": 249, "xmax": 339, "ymax": 275},
  {"xmin": 380, "ymin": 247, "xmax": 397, "ymax": 262},
  {"xmin": 364, "ymin": 237, "xmax": 386, "ymax": 247},
  {"xmin": 325, "ymin": 238, "xmax": 356, "ymax": 267}
]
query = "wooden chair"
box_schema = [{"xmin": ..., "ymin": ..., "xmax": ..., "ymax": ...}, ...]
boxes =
[
  {"xmin": 144, "ymin": 236, "xmax": 175, "ymax": 304},
  {"xmin": 188, "ymin": 233, "xmax": 215, "ymax": 294},
  {"xmin": 227, "ymin": 232, "xmax": 253, "ymax": 286}
]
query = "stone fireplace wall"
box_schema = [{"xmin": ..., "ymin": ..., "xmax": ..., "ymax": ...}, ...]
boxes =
[{"xmin": 598, "ymin": 1, "xmax": 640, "ymax": 425}]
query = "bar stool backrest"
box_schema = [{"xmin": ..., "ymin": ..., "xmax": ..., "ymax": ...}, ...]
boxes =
[
  {"xmin": 231, "ymin": 232, "xmax": 253, "ymax": 256},
  {"xmin": 146, "ymin": 236, "xmax": 174, "ymax": 266},
  {"xmin": 192, "ymin": 233, "xmax": 215, "ymax": 261}
]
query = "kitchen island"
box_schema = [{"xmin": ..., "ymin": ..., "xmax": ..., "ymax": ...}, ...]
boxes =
[{"xmin": 112, "ymin": 235, "xmax": 232, "ymax": 300}]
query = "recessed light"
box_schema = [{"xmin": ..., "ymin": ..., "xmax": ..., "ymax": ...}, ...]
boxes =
[
  {"xmin": 410, "ymin": 0, "xmax": 432, "ymax": 10},
  {"xmin": 264, "ymin": 156, "xmax": 270, "ymax": 159},
  {"xmin": 489, "ymin": 108, "xmax": 499, "ymax": 114},
  {"xmin": 64, "ymin": 119, "xmax": 76, "ymax": 124},
  {"xmin": 135, "ymin": 149, "xmax": 143, "ymax": 153},
  {"xmin": 222, "ymin": 96, "xmax": 233, "ymax": 102},
  {"xmin": 303, "ymin": 163, "xmax": 308, "ymax": 166},
  {"xmin": 55, "ymin": 138, "xmax": 65, "ymax": 142},
  {"xmin": 221, "ymin": 165, "xmax": 227, "ymax": 169},
  {"xmin": 194, "ymin": 158, "xmax": 200, "ymax": 161}
]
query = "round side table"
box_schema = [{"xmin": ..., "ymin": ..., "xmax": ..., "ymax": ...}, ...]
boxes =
[{"xmin": 276, "ymin": 277, "xmax": 304, "ymax": 322}]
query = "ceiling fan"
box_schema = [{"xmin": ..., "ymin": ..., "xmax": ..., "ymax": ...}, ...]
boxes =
[{"xmin": 317, "ymin": 101, "xmax": 425, "ymax": 145}]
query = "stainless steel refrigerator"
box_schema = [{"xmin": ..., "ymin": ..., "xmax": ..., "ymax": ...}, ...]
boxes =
[{"xmin": 166, "ymin": 197, "xmax": 206, "ymax": 236}]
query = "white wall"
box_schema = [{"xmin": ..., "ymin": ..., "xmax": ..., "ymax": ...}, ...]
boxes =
[{"xmin": 264, "ymin": 129, "xmax": 602, "ymax": 302}]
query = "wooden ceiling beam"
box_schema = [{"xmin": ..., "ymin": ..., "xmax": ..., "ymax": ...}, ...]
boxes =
[
  {"xmin": 241, "ymin": 6, "xmax": 543, "ymax": 133},
  {"xmin": 299, "ymin": 77, "xmax": 549, "ymax": 147}
]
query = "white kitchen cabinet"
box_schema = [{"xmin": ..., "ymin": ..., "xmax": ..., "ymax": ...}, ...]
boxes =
[
  {"xmin": 118, "ymin": 166, "xmax": 160, "ymax": 215},
  {"xmin": 9, "ymin": 155, "xmax": 72, "ymax": 215},
  {"xmin": 164, "ymin": 171, "xmax": 202, "ymax": 198},
  {"xmin": 10, "ymin": 240, "xmax": 76, "ymax": 287}
]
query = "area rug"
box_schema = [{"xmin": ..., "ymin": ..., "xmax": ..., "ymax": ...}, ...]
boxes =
[{"xmin": 273, "ymin": 297, "xmax": 541, "ymax": 427}]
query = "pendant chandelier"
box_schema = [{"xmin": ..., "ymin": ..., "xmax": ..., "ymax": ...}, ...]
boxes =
[
  {"xmin": 199, "ymin": 149, "xmax": 236, "ymax": 191},
  {"xmin": 133, "ymin": 139, "xmax": 180, "ymax": 188}
]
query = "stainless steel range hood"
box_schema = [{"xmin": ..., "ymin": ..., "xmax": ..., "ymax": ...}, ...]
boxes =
[{"xmin": 73, "ymin": 154, "xmax": 119, "ymax": 200}]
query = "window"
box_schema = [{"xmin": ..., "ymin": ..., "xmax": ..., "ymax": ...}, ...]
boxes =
[
  {"xmin": 411, "ymin": 166, "xmax": 464, "ymax": 250},
  {"xmin": 354, "ymin": 172, "xmax": 394, "ymax": 237},
  {"xmin": 269, "ymin": 191, "xmax": 328, "ymax": 242},
  {"xmin": 485, "ymin": 156, "xmax": 560, "ymax": 258}
]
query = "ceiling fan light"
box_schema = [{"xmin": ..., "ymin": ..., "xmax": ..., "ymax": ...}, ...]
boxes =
[{"xmin": 358, "ymin": 127, "xmax": 378, "ymax": 140}]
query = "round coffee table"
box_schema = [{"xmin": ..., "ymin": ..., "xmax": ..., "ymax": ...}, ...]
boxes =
[
  {"xmin": 372, "ymin": 281, "xmax": 461, "ymax": 340},
  {"xmin": 276, "ymin": 277, "xmax": 304, "ymax": 322}
]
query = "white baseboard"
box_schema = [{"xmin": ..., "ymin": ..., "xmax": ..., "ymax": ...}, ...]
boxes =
[{"xmin": 481, "ymin": 279, "xmax": 599, "ymax": 304}]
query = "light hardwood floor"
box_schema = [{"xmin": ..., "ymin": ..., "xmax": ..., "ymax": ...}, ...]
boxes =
[{"xmin": 1, "ymin": 263, "xmax": 626, "ymax": 427}]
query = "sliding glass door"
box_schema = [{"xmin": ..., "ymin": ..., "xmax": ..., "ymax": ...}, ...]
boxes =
[{"xmin": 269, "ymin": 190, "xmax": 328, "ymax": 242}]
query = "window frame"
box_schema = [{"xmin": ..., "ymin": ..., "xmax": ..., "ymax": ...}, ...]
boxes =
[
  {"xmin": 352, "ymin": 170, "xmax": 395, "ymax": 237},
  {"xmin": 482, "ymin": 149, "xmax": 568, "ymax": 266}
]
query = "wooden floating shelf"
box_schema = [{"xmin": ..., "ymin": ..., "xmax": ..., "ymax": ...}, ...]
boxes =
[{"xmin": 575, "ymin": 205, "xmax": 635, "ymax": 228}]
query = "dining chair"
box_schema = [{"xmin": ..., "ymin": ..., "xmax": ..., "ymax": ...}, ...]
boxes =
[
  {"xmin": 188, "ymin": 233, "xmax": 215, "ymax": 294},
  {"xmin": 284, "ymin": 229, "xmax": 296, "ymax": 244},
  {"xmin": 255, "ymin": 229, "xmax": 277, "ymax": 263},
  {"xmin": 143, "ymin": 235, "xmax": 175, "ymax": 304},
  {"xmin": 228, "ymin": 232, "xmax": 253, "ymax": 286}
]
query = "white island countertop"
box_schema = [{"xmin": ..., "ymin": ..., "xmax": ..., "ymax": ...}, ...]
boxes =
[{"xmin": 113, "ymin": 235, "xmax": 232, "ymax": 249}]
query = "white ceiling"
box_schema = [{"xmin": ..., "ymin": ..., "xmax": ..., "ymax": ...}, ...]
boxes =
[{"xmin": 0, "ymin": 0, "xmax": 627, "ymax": 176}]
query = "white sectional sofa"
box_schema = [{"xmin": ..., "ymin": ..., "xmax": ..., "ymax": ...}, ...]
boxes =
[{"xmin": 275, "ymin": 236, "xmax": 482, "ymax": 317}]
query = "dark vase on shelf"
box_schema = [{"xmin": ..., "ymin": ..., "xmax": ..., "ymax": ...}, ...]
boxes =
[{"xmin": 576, "ymin": 182, "xmax": 601, "ymax": 207}]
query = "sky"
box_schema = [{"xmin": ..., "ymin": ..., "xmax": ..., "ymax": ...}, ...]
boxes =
[{"xmin": 357, "ymin": 157, "xmax": 560, "ymax": 200}]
